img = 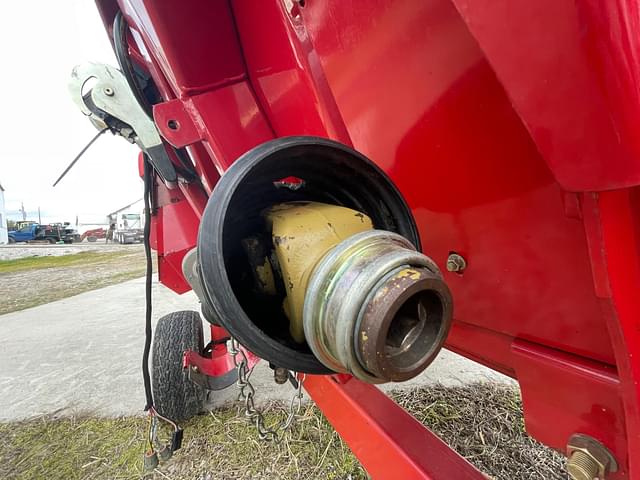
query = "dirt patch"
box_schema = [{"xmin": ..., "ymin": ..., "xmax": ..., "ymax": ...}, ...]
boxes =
[
  {"xmin": 0, "ymin": 246, "xmax": 153, "ymax": 315},
  {"xmin": 0, "ymin": 384, "xmax": 566, "ymax": 480}
]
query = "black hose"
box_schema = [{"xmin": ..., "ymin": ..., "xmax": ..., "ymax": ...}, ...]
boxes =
[
  {"xmin": 142, "ymin": 153, "xmax": 154, "ymax": 410},
  {"xmin": 113, "ymin": 11, "xmax": 198, "ymax": 181},
  {"xmin": 113, "ymin": 11, "xmax": 154, "ymax": 119}
]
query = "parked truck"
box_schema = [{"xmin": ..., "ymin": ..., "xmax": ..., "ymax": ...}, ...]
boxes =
[
  {"xmin": 8, "ymin": 222, "xmax": 80, "ymax": 244},
  {"xmin": 112, "ymin": 213, "xmax": 143, "ymax": 244}
]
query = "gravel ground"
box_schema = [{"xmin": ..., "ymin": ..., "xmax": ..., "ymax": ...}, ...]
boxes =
[
  {"xmin": 0, "ymin": 242, "xmax": 132, "ymax": 261},
  {"xmin": 0, "ymin": 244, "xmax": 148, "ymax": 315}
]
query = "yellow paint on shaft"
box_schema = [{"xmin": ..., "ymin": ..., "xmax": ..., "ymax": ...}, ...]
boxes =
[
  {"xmin": 266, "ymin": 202, "xmax": 373, "ymax": 343},
  {"xmin": 396, "ymin": 268, "xmax": 422, "ymax": 280},
  {"xmin": 255, "ymin": 260, "xmax": 277, "ymax": 295}
]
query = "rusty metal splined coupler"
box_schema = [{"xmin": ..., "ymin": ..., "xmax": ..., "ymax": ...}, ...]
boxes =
[{"xmin": 303, "ymin": 230, "xmax": 453, "ymax": 383}]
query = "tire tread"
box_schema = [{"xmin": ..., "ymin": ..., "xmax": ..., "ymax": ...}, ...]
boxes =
[{"xmin": 152, "ymin": 310, "xmax": 204, "ymax": 421}]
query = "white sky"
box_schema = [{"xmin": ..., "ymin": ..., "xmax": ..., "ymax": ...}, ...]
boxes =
[{"xmin": 0, "ymin": 1, "xmax": 141, "ymax": 224}]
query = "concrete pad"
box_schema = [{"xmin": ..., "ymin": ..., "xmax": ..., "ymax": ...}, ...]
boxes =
[{"xmin": 0, "ymin": 277, "xmax": 513, "ymax": 421}]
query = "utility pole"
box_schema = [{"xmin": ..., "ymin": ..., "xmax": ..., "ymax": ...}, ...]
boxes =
[
  {"xmin": 38, "ymin": 207, "xmax": 42, "ymax": 224},
  {"xmin": 20, "ymin": 202, "xmax": 26, "ymax": 221}
]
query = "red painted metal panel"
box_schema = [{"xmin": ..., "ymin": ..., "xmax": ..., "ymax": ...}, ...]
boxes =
[
  {"xmin": 184, "ymin": 84, "xmax": 274, "ymax": 173},
  {"xmin": 120, "ymin": 0, "xmax": 246, "ymax": 94},
  {"xmin": 449, "ymin": 0, "xmax": 640, "ymax": 192},
  {"xmin": 154, "ymin": 184, "xmax": 199, "ymax": 294},
  {"xmin": 232, "ymin": 0, "xmax": 353, "ymax": 144},
  {"xmin": 296, "ymin": 0, "xmax": 615, "ymax": 365},
  {"xmin": 304, "ymin": 375, "xmax": 486, "ymax": 479},
  {"xmin": 153, "ymin": 85, "xmax": 275, "ymax": 175},
  {"xmin": 512, "ymin": 339, "xmax": 627, "ymax": 477},
  {"xmin": 596, "ymin": 189, "xmax": 640, "ymax": 476}
]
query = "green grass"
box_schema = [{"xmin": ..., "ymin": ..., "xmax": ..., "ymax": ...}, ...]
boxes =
[
  {"xmin": 0, "ymin": 251, "xmax": 127, "ymax": 274},
  {"xmin": 0, "ymin": 384, "xmax": 565, "ymax": 480},
  {"xmin": 0, "ymin": 405, "xmax": 364, "ymax": 480}
]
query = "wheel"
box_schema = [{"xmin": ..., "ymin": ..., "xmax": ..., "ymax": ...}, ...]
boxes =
[
  {"xmin": 152, "ymin": 310, "xmax": 205, "ymax": 422},
  {"xmin": 47, "ymin": 238, "xmax": 56, "ymax": 244},
  {"xmin": 8, "ymin": 237, "xmax": 15, "ymax": 244},
  {"xmin": 87, "ymin": 236, "xmax": 97, "ymax": 243}
]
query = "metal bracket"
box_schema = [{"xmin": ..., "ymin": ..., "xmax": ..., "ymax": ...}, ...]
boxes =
[
  {"xmin": 188, "ymin": 365, "xmax": 238, "ymax": 391},
  {"xmin": 183, "ymin": 349, "xmax": 238, "ymax": 391},
  {"xmin": 68, "ymin": 62, "xmax": 177, "ymax": 184}
]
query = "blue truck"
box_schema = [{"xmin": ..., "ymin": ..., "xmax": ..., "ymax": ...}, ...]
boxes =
[{"xmin": 8, "ymin": 222, "xmax": 80, "ymax": 244}]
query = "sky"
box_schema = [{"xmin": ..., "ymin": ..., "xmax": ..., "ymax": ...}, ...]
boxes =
[{"xmin": 0, "ymin": 1, "xmax": 141, "ymax": 225}]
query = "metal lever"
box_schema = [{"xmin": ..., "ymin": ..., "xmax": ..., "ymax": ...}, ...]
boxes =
[{"xmin": 68, "ymin": 62, "xmax": 177, "ymax": 184}]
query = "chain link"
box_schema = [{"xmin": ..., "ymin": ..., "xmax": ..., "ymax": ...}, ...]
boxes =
[{"xmin": 228, "ymin": 338, "xmax": 305, "ymax": 442}]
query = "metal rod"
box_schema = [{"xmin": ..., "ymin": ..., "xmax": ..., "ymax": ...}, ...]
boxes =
[{"xmin": 52, "ymin": 128, "xmax": 108, "ymax": 187}]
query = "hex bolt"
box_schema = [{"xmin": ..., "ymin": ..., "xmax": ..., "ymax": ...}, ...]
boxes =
[
  {"xmin": 446, "ymin": 253, "xmax": 467, "ymax": 273},
  {"xmin": 273, "ymin": 367, "xmax": 288, "ymax": 385},
  {"xmin": 566, "ymin": 434, "xmax": 617, "ymax": 480},
  {"xmin": 103, "ymin": 87, "xmax": 114, "ymax": 96}
]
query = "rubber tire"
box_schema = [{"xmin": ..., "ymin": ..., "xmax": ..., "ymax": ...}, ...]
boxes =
[
  {"xmin": 152, "ymin": 311, "xmax": 205, "ymax": 422},
  {"xmin": 8, "ymin": 237, "xmax": 15, "ymax": 244}
]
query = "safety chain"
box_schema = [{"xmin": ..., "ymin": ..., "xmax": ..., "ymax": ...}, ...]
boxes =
[{"xmin": 228, "ymin": 338, "xmax": 305, "ymax": 442}]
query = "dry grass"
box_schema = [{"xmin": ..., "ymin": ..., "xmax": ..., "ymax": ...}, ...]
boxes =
[
  {"xmin": 394, "ymin": 383, "xmax": 566, "ymax": 480},
  {"xmin": 0, "ymin": 384, "xmax": 566, "ymax": 479},
  {"xmin": 0, "ymin": 249, "xmax": 153, "ymax": 315}
]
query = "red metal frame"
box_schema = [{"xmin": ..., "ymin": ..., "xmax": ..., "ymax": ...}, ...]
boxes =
[
  {"xmin": 182, "ymin": 325, "xmax": 260, "ymax": 378},
  {"xmin": 96, "ymin": 1, "xmax": 640, "ymax": 477},
  {"xmin": 304, "ymin": 374, "xmax": 486, "ymax": 479}
]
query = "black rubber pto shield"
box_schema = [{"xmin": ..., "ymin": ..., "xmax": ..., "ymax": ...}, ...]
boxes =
[{"xmin": 197, "ymin": 136, "xmax": 420, "ymax": 373}]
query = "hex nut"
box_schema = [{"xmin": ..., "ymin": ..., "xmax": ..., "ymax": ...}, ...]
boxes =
[
  {"xmin": 446, "ymin": 253, "xmax": 467, "ymax": 273},
  {"xmin": 567, "ymin": 450, "xmax": 600, "ymax": 480},
  {"xmin": 567, "ymin": 434, "xmax": 617, "ymax": 480},
  {"xmin": 273, "ymin": 367, "xmax": 288, "ymax": 384}
]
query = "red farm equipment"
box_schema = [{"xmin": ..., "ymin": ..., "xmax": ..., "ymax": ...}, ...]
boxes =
[{"xmin": 68, "ymin": 1, "xmax": 640, "ymax": 478}]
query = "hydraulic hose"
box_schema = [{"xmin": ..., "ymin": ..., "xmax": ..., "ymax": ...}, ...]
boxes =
[{"xmin": 142, "ymin": 153, "xmax": 154, "ymax": 410}]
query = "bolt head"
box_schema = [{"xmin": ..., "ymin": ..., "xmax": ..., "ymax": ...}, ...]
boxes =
[
  {"xmin": 103, "ymin": 87, "xmax": 114, "ymax": 96},
  {"xmin": 273, "ymin": 367, "xmax": 288, "ymax": 384},
  {"xmin": 446, "ymin": 253, "xmax": 467, "ymax": 273}
]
